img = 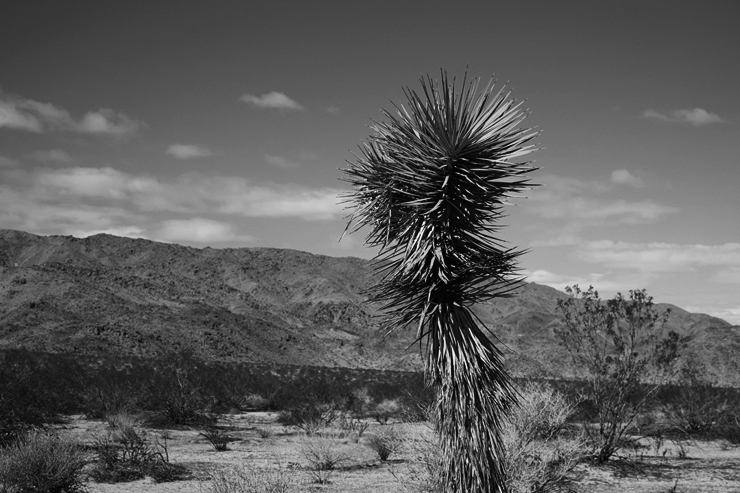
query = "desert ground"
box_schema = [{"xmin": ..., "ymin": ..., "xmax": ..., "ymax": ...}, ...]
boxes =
[{"xmin": 52, "ymin": 412, "xmax": 740, "ymax": 493}]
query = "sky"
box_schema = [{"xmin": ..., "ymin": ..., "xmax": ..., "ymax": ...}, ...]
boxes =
[{"xmin": 1, "ymin": 1, "xmax": 738, "ymax": 323}]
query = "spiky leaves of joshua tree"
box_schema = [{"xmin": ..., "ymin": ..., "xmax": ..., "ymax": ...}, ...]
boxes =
[{"xmin": 341, "ymin": 72, "xmax": 539, "ymax": 493}]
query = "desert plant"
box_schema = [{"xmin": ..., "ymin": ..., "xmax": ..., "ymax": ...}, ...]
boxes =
[
  {"xmin": 502, "ymin": 382, "xmax": 585, "ymax": 493},
  {"xmin": 90, "ymin": 421, "xmax": 187, "ymax": 483},
  {"xmin": 200, "ymin": 426, "xmax": 233, "ymax": 451},
  {"xmin": 0, "ymin": 430, "xmax": 88, "ymax": 493},
  {"xmin": 661, "ymin": 359, "xmax": 734, "ymax": 436},
  {"xmin": 555, "ymin": 285, "xmax": 686, "ymax": 463},
  {"xmin": 204, "ymin": 465, "xmax": 297, "ymax": 493},
  {"xmin": 277, "ymin": 399, "xmax": 338, "ymax": 435},
  {"xmin": 341, "ymin": 70, "xmax": 539, "ymax": 492},
  {"xmin": 396, "ymin": 383, "xmax": 584, "ymax": 493},
  {"xmin": 335, "ymin": 414, "xmax": 369, "ymax": 441},
  {"xmin": 299, "ymin": 432, "xmax": 353, "ymax": 484},
  {"xmin": 366, "ymin": 425, "xmax": 404, "ymax": 461}
]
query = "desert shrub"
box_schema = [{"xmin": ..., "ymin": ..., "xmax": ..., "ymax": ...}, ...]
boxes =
[
  {"xmin": 394, "ymin": 422, "xmax": 445, "ymax": 493},
  {"xmin": 0, "ymin": 352, "xmax": 54, "ymax": 446},
  {"xmin": 0, "ymin": 430, "xmax": 88, "ymax": 493},
  {"xmin": 336, "ymin": 414, "xmax": 369, "ymax": 440},
  {"xmin": 502, "ymin": 382, "xmax": 585, "ymax": 493},
  {"xmin": 299, "ymin": 432, "xmax": 353, "ymax": 484},
  {"xmin": 79, "ymin": 369, "xmax": 144, "ymax": 419},
  {"xmin": 661, "ymin": 360, "xmax": 736, "ymax": 436},
  {"xmin": 277, "ymin": 399, "xmax": 339, "ymax": 435},
  {"xmin": 200, "ymin": 426, "xmax": 233, "ymax": 451},
  {"xmin": 90, "ymin": 418, "xmax": 187, "ymax": 483},
  {"xmin": 395, "ymin": 383, "xmax": 585, "ymax": 493},
  {"xmin": 366, "ymin": 425, "xmax": 403, "ymax": 461},
  {"xmin": 555, "ymin": 286, "xmax": 686, "ymax": 462},
  {"xmin": 145, "ymin": 356, "xmax": 216, "ymax": 427},
  {"xmin": 204, "ymin": 465, "xmax": 297, "ymax": 493}
]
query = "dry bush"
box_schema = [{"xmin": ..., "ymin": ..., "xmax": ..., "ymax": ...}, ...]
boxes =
[
  {"xmin": 503, "ymin": 382, "xmax": 585, "ymax": 493},
  {"xmin": 395, "ymin": 383, "xmax": 585, "ymax": 493},
  {"xmin": 0, "ymin": 430, "xmax": 88, "ymax": 493},
  {"xmin": 299, "ymin": 432, "xmax": 354, "ymax": 484},
  {"xmin": 90, "ymin": 416, "xmax": 187, "ymax": 483},
  {"xmin": 203, "ymin": 466, "xmax": 297, "ymax": 493},
  {"xmin": 366, "ymin": 425, "xmax": 404, "ymax": 461},
  {"xmin": 200, "ymin": 426, "xmax": 234, "ymax": 451}
]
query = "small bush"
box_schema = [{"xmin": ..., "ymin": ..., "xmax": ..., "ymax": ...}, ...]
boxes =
[
  {"xmin": 393, "ymin": 423, "xmax": 444, "ymax": 493},
  {"xmin": 0, "ymin": 430, "xmax": 88, "ymax": 493},
  {"xmin": 204, "ymin": 466, "xmax": 297, "ymax": 493},
  {"xmin": 366, "ymin": 425, "xmax": 403, "ymax": 461},
  {"xmin": 394, "ymin": 382, "xmax": 585, "ymax": 493},
  {"xmin": 503, "ymin": 382, "xmax": 585, "ymax": 493},
  {"xmin": 299, "ymin": 432, "xmax": 353, "ymax": 484},
  {"xmin": 255, "ymin": 427, "xmax": 273, "ymax": 439},
  {"xmin": 277, "ymin": 400, "xmax": 338, "ymax": 435},
  {"xmin": 201, "ymin": 426, "xmax": 233, "ymax": 451},
  {"xmin": 90, "ymin": 422, "xmax": 187, "ymax": 483}
]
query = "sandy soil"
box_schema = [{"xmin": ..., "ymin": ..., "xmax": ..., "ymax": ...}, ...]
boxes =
[{"xmin": 55, "ymin": 413, "xmax": 740, "ymax": 493}]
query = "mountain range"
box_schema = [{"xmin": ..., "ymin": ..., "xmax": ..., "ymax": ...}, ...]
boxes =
[{"xmin": 1, "ymin": 229, "xmax": 738, "ymax": 385}]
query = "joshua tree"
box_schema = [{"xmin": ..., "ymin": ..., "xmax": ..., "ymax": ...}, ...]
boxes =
[{"xmin": 341, "ymin": 71, "xmax": 539, "ymax": 492}]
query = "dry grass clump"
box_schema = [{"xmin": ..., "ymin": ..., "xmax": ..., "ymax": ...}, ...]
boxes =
[
  {"xmin": 0, "ymin": 430, "xmax": 88, "ymax": 493},
  {"xmin": 366, "ymin": 425, "xmax": 404, "ymax": 461},
  {"xmin": 299, "ymin": 431, "xmax": 356, "ymax": 484},
  {"xmin": 203, "ymin": 465, "xmax": 297, "ymax": 493},
  {"xmin": 395, "ymin": 382, "xmax": 585, "ymax": 493}
]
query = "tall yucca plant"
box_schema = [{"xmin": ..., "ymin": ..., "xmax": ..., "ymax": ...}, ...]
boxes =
[{"xmin": 341, "ymin": 71, "xmax": 539, "ymax": 493}]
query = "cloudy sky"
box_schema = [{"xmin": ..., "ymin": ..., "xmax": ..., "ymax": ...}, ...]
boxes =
[{"xmin": 1, "ymin": 1, "xmax": 738, "ymax": 323}]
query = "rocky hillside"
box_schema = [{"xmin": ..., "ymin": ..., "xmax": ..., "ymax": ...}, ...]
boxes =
[{"xmin": 1, "ymin": 230, "xmax": 738, "ymax": 383}]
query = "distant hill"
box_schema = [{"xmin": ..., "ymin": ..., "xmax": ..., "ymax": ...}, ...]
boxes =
[{"xmin": 1, "ymin": 230, "xmax": 738, "ymax": 384}]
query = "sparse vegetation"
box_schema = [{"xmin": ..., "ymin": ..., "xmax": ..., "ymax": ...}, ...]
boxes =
[
  {"xmin": 0, "ymin": 430, "xmax": 88, "ymax": 493},
  {"xmin": 556, "ymin": 285, "xmax": 686, "ymax": 462},
  {"xmin": 203, "ymin": 466, "xmax": 297, "ymax": 493},
  {"xmin": 366, "ymin": 425, "xmax": 403, "ymax": 461}
]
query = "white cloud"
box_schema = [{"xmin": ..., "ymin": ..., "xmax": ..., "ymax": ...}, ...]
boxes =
[
  {"xmin": 265, "ymin": 154, "xmax": 301, "ymax": 169},
  {"xmin": 526, "ymin": 174, "xmax": 677, "ymax": 227},
  {"xmin": 28, "ymin": 149, "xmax": 72, "ymax": 163},
  {"xmin": 327, "ymin": 106, "xmax": 340, "ymax": 115},
  {"xmin": 0, "ymin": 99, "xmax": 42, "ymax": 131},
  {"xmin": 4, "ymin": 166, "xmax": 343, "ymax": 223},
  {"xmin": 240, "ymin": 91, "xmax": 304, "ymax": 110},
  {"xmin": 0, "ymin": 91, "xmax": 142, "ymax": 136},
  {"xmin": 523, "ymin": 269, "xmax": 634, "ymax": 293},
  {"xmin": 682, "ymin": 304, "xmax": 740, "ymax": 325},
  {"xmin": 529, "ymin": 234, "xmax": 582, "ymax": 248},
  {"xmin": 643, "ymin": 108, "xmax": 725, "ymax": 126},
  {"xmin": 76, "ymin": 109, "xmax": 141, "ymax": 136},
  {"xmin": 166, "ymin": 144, "xmax": 214, "ymax": 159},
  {"xmin": 0, "ymin": 155, "xmax": 19, "ymax": 167},
  {"xmin": 610, "ymin": 169, "xmax": 644, "ymax": 188},
  {"xmin": 577, "ymin": 241, "xmax": 740, "ymax": 273},
  {"xmin": 155, "ymin": 218, "xmax": 254, "ymax": 244}
]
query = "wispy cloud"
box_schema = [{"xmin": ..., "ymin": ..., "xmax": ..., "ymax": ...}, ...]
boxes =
[
  {"xmin": 642, "ymin": 108, "xmax": 725, "ymax": 126},
  {"xmin": 240, "ymin": 91, "xmax": 304, "ymax": 110},
  {"xmin": 0, "ymin": 166, "xmax": 343, "ymax": 241},
  {"xmin": 523, "ymin": 269, "xmax": 637, "ymax": 294},
  {"xmin": 265, "ymin": 154, "xmax": 301, "ymax": 169},
  {"xmin": 0, "ymin": 91, "xmax": 142, "ymax": 136},
  {"xmin": 0, "ymin": 155, "xmax": 19, "ymax": 168},
  {"xmin": 28, "ymin": 149, "xmax": 72, "ymax": 163},
  {"xmin": 527, "ymin": 174, "xmax": 677, "ymax": 227},
  {"xmin": 156, "ymin": 218, "xmax": 254, "ymax": 244},
  {"xmin": 166, "ymin": 144, "xmax": 214, "ymax": 159},
  {"xmin": 610, "ymin": 169, "xmax": 644, "ymax": 188},
  {"xmin": 576, "ymin": 240, "xmax": 740, "ymax": 273}
]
